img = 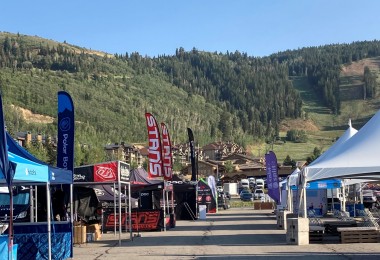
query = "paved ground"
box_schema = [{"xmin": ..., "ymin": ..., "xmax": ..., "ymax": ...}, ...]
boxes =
[{"xmin": 73, "ymin": 208, "xmax": 380, "ymax": 259}]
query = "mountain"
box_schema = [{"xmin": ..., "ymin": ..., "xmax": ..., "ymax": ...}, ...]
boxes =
[{"xmin": 0, "ymin": 32, "xmax": 380, "ymax": 165}]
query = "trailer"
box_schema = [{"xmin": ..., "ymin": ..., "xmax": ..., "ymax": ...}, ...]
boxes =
[{"xmin": 223, "ymin": 183, "xmax": 238, "ymax": 195}]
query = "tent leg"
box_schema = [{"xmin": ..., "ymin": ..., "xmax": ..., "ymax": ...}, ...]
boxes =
[
  {"xmin": 47, "ymin": 183, "xmax": 52, "ymax": 260},
  {"xmin": 163, "ymin": 185, "xmax": 166, "ymax": 232},
  {"xmin": 128, "ymin": 183, "xmax": 132, "ymax": 240},
  {"xmin": 342, "ymin": 182, "xmax": 346, "ymax": 212},
  {"xmin": 118, "ymin": 181, "xmax": 122, "ymax": 246},
  {"xmin": 113, "ymin": 183, "xmax": 116, "ymax": 236}
]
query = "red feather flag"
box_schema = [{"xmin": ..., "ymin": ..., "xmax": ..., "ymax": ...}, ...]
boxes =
[
  {"xmin": 145, "ymin": 113, "xmax": 163, "ymax": 178},
  {"xmin": 160, "ymin": 122, "xmax": 173, "ymax": 180}
]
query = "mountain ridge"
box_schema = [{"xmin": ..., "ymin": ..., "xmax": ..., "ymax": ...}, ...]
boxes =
[{"xmin": 1, "ymin": 32, "xmax": 379, "ymax": 164}]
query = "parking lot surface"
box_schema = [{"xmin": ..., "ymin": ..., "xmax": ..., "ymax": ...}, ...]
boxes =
[{"xmin": 73, "ymin": 208, "xmax": 380, "ymax": 259}]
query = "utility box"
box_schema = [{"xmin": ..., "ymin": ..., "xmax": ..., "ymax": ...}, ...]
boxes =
[
  {"xmin": 277, "ymin": 210, "xmax": 290, "ymax": 230},
  {"xmin": 199, "ymin": 205, "xmax": 207, "ymax": 220}
]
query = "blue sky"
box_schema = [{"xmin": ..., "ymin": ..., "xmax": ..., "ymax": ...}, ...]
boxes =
[{"xmin": 1, "ymin": 0, "xmax": 380, "ymax": 58}]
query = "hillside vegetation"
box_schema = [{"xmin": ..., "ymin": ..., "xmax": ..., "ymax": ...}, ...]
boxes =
[{"xmin": 0, "ymin": 32, "xmax": 380, "ymax": 165}]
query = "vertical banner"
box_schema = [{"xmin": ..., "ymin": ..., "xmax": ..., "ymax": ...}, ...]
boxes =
[
  {"xmin": 160, "ymin": 123, "xmax": 173, "ymax": 180},
  {"xmin": 187, "ymin": 128, "xmax": 197, "ymax": 181},
  {"xmin": 197, "ymin": 179, "xmax": 217, "ymax": 213},
  {"xmin": 145, "ymin": 113, "xmax": 163, "ymax": 178},
  {"xmin": 57, "ymin": 91, "xmax": 75, "ymax": 174},
  {"xmin": 57, "ymin": 91, "xmax": 74, "ymax": 257},
  {"xmin": 265, "ymin": 151, "xmax": 280, "ymax": 203}
]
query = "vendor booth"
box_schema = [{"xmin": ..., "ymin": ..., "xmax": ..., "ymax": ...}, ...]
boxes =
[
  {"xmin": 73, "ymin": 161, "xmax": 131, "ymax": 245},
  {"xmin": 130, "ymin": 168, "xmax": 174, "ymax": 231},
  {"xmin": 168, "ymin": 175, "xmax": 197, "ymax": 221},
  {"xmin": 1, "ymin": 133, "xmax": 73, "ymax": 260}
]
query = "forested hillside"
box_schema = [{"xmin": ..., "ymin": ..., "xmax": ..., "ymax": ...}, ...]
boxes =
[{"xmin": 0, "ymin": 32, "xmax": 380, "ymax": 165}]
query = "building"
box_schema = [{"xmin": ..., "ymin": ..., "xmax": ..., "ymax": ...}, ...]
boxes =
[
  {"xmin": 13, "ymin": 131, "xmax": 51, "ymax": 147},
  {"xmin": 104, "ymin": 142, "xmax": 144, "ymax": 166},
  {"xmin": 202, "ymin": 141, "xmax": 245, "ymax": 161}
]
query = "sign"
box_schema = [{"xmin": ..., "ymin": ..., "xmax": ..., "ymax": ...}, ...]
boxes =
[
  {"xmin": 94, "ymin": 161, "xmax": 117, "ymax": 182},
  {"xmin": 119, "ymin": 161, "xmax": 130, "ymax": 182},
  {"xmin": 104, "ymin": 209, "xmax": 162, "ymax": 231}
]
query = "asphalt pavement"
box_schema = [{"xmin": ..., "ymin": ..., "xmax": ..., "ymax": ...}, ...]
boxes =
[{"xmin": 73, "ymin": 208, "xmax": 380, "ymax": 259}]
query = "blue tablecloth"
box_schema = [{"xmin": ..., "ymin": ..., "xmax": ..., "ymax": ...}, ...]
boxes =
[
  {"xmin": 3, "ymin": 223, "xmax": 72, "ymax": 260},
  {"xmin": 0, "ymin": 235, "xmax": 18, "ymax": 260}
]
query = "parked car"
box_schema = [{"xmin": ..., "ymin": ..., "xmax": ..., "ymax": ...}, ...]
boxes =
[
  {"xmin": 253, "ymin": 189, "xmax": 265, "ymax": 200},
  {"xmin": 240, "ymin": 190, "xmax": 253, "ymax": 201},
  {"xmin": 255, "ymin": 179, "xmax": 265, "ymax": 189}
]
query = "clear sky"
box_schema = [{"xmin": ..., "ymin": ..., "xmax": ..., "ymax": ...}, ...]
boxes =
[{"xmin": 1, "ymin": 0, "xmax": 380, "ymax": 58}]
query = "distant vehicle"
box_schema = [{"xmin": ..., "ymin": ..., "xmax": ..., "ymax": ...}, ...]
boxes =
[
  {"xmin": 0, "ymin": 186, "xmax": 50, "ymax": 223},
  {"xmin": 253, "ymin": 189, "xmax": 265, "ymax": 200},
  {"xmin": 0, "ymin": 187, "xmax": 30, "ymax": 222},
  {"xmin": 362, "ymin": 190, "xmax": 377, "ymax": 208},
  {"xmin": 255, "ymin": 179, "xmax": 265, "ymax": 189},
  {"xmin": 239, "ymin": 190, "xmax": 253, "ymax": 201},
  {"xmin": 240, "ymin": 179, "xmax": 250, "ymax": 189},
  {"xmin": 248, "ymin": 178, "xmax": 256, "ymax": 190}
]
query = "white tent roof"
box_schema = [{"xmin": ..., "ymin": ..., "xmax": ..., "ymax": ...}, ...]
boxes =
[
  {"xmin": 288, "ymin": 168, "xmax": 301, "ymax": 186},
  {"xmin": 308, "ymin": 119, "xmax": 358, "ymax": 167},
  {"xmin": 305, "ymin": 111, "xmax": 380, "ymax": 182}
]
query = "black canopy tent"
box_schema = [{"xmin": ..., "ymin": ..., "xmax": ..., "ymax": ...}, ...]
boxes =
[
  {"xmin": 130, "ymin": 170, "xmax": 197, "ymax": 221},
  {"xmin": 130, "ymin": 168, "xmax": 174, "ymax": 231},
  {"xmin": 73, "ymin": 161, "xmax": 131, "ymax": 245},
  {"xmin": 168, "ymin": 175, "xmax": 198, "ymax": 220}
]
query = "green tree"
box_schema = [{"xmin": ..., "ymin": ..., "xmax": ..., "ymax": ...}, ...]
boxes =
[
  {"xmin": 224, "ymin": 160, "xmax": 234, "ymax": 174},
  {"xmin": 306, "ymin": 147, "xmax": 322, "ymax": 165},
  {"xmin": 283, "ymin": 155, "xmax": 296, "ymax": 168}
]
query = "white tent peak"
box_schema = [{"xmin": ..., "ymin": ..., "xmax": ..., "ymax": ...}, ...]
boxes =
[
  {"xmin": 305, "ymin": 109, "xmax": 380, "ymax": 181},
  {"xmin": 308, "ymin": 122, "xmax": 358, "ymax": 167},
  {"xmin": 288, "ymin": 167, "xmax": 301, "ymax": 186}
]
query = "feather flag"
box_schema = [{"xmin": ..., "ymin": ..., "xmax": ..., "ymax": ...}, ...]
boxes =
[
  {"xmin": 187, "ymin": 128, "xmax": 197, "ymax": 181},
  {"xmin": 145, "ymin": 113, "xmax": 163, "ymax": 178},
  {"xmin": 57, "ymin": 91, "xmax": 75, "ymax": 174},
  {"xmin": 265, "ymin": 151, "xmax": 280, "ymax": 203},
  {"xmin": 160, "ymin": 123, "xmax": 173, "ymax": 180}
]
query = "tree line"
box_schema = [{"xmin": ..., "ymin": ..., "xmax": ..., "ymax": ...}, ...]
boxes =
[{"xmin": 1, "ymin": 32, "xmax": 380, "ymax": 166}]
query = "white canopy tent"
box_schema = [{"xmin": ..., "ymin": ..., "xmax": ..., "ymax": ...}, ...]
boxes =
[
  {"xmin": 304, "ymin": 112, "xmax": 380, "ymax": 182},
  {"xmin": 298, "ymin": 112, "xmax": 380, "ymax": 216}
]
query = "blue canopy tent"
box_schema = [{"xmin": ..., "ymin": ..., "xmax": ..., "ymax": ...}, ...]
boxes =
[
  {"xmin": 5, "ymin": 152, "xmax": 49, "ymax": 184},
  {"xmin": 6, "ymin": 133, "xmax": 72, "ymax": 184},
  {"xmin": 281, "ymin": 167, "xmax": 343, "ymax": 217},
  {"xmin": 0, "ymin": 134, "xmax": 73, "ymax": 260}
]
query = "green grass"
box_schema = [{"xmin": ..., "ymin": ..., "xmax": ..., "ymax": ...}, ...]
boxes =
[
  {"xmin": 250, "ymin": 74, "xmax": 380, "ymax": 162},
  {"xmin": 230, "ymin": 200, "xmax": 254, "ymax": 208}
]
